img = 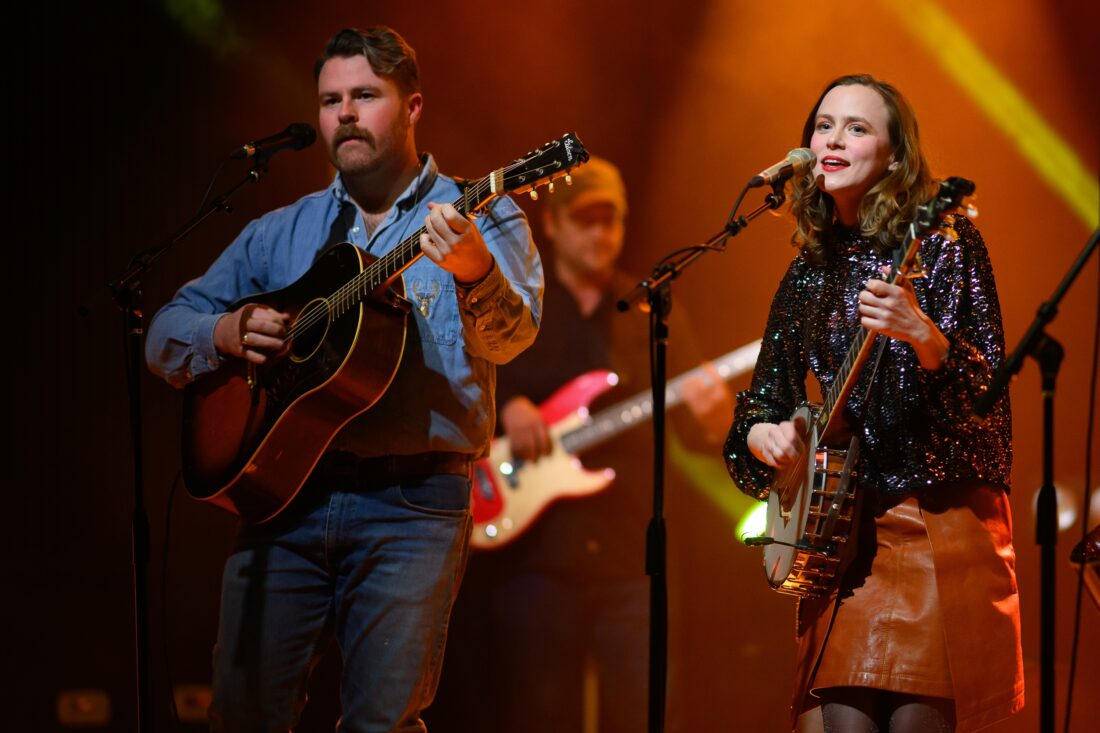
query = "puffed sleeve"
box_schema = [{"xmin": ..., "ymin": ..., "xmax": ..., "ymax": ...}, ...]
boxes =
[
  {"xmin": 912, "ymin": 216, "xmax": 1012, "ymax": 479},
  {"xmin": 723, "ymin": 257, "xmax": 811, "ymax": 499}
]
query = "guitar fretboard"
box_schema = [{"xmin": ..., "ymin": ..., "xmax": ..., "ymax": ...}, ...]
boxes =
[
  {"xmin": 285, "ymin": 174, "xmax": 500, "ymax": 343},
  {"xmin": 282, "ymin": 131, "xmax": 585, "ymax": 344}
]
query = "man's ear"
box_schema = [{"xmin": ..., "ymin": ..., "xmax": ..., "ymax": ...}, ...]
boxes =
[{"xmin": 406, "ymin": 92, "xmax": 423, "ymax": 125}]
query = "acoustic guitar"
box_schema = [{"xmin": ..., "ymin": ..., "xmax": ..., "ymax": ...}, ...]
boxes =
[{"xmin": 181, "ymin": 133, "xmax": 589, "ymax": 522}]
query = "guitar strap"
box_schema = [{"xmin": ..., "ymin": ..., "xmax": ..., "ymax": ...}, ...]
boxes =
[{"xmin": 311, "ymin": 200, "xmax": 359, "ymax": 264}]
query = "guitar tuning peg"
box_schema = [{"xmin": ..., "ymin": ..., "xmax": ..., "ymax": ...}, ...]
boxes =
[
  {"xmin": 565, "ymin": 174, "xmax": 573, "ymax": 186},
  {"xmin": 548, "ymin": 181, "xmax": 555, "ymax": 194},
  {"xmin": 529, "ymin": 189, "xmax": 539, "ymax": 201}
]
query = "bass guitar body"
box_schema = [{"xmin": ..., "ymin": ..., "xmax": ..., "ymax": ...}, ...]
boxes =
[
  {"xmin": 181, "ymin": 242, "xmax": 409, "ymax": 523},
  {"xmin": 471, "ymin": 370, "xmax": 620, "ymax": 549}
]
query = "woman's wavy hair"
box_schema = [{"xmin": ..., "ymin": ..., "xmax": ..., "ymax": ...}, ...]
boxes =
[{"xmin": 789, "ymin": 74, "xmax": 935, "ymax": 264}]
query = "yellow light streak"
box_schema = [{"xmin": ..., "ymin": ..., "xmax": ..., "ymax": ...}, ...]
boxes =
[{"xmin": 887, "ymin": 0, "xmax": 1098, "ymax": 229}]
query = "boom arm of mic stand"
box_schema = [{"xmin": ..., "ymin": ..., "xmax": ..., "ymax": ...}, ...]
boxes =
[
  {"xmin": 617, "ymin": 183, "xmax": 785, "ymax": 312},
  {"xmin": 108, "ymin": 161, "xmax": 270, "ymax": 302}
]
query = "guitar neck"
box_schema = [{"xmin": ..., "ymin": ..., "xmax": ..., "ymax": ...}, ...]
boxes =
[
  {"xmin": 560, "ymin": 340, "xmax": 761, "ymax": 455},
  {"xmin": 287, "ymin": 132, "xmax": 587, "ymax": 338},
  {"xmin": 327, "ymin": 176, "xmax": 501, "ymax": 321},
  {"xmin": 815, "ymin": 237, "xmax": 918, "ymax": 442}
]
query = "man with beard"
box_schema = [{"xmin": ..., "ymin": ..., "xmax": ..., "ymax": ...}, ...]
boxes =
[{"xmin": 145, "ymin": 26, "xmax": 542, "ymax": 733}]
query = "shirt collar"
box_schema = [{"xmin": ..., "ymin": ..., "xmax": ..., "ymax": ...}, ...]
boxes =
[{"xmin": 329, "ymin": 152, "xmax": 439, "ymax": 210}]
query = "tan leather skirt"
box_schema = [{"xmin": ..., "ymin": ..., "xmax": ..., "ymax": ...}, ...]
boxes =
[{"xmin": 790, "ymin": 481, "xmax": 1024, "ymax": 733}]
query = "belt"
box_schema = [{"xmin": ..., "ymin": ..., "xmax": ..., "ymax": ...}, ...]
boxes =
[{"xmin": 315, "ymin": 450, "xmax": 472, "ymax": 486}]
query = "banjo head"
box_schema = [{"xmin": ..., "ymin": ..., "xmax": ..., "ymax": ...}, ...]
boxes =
[{"xmin": 759, "ymin": 404, "xmax": 859, "ymax": 598}]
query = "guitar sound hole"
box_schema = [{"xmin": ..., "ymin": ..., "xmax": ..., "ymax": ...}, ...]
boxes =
[{"xmin": 290, "ymin": 299, "xmax": 330, "ymax": 362}]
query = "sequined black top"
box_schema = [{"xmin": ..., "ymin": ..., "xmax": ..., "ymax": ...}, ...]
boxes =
[{"xmin": 724, "ymin": 216, "xmax": 1011, "ymax": 500}]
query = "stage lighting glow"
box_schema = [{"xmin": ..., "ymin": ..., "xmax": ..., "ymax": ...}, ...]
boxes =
[
  {"xmin": 1030, "ymin": 483, "xmax": 1080, "ymax": 532},
  {"xmin": 737, "ymin": 501, "xmax": 768, "ymax": 543},
  {"xmin": 889, "ymin": 0, "xmax": 1099, "ymax": 229}
]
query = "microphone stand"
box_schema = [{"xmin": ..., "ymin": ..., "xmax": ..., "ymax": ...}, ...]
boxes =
[
  {"xmin": 98, "ymin": 157, "xmax": 271, "ymax": 733},
  {"xmin": 973, "ymin": 226, "xmax": 1100, "ymax": 733},
  {"xmin": 617, "ymin": 182, "xmax": 786, "ymax": 733}
]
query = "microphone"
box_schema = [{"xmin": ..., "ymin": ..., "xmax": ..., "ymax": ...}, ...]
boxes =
[
  {"xmin": 742, "ymin": 535, "xmax": 837, "ymax": 557},
  {"xmin": 748, "ymin": 148, "xmax": 816, "ymax": 188},
  {"xmin": 229, "ymin": 123, "xmax": 317, "ymax": 160}
]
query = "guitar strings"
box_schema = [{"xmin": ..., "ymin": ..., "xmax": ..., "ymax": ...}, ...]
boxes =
[
  {"xmin": 816, "ymin": 208, "xmax": 952, "ymax": 434},
  {"xmin": 284, "ymin": 174, "xmax": 497, "ymax": 341},
  {"xmin": 284, "ymin": 152, "xmax": 561, "ymax": 343},
  {"xmin": 778, "ymin": 195, "xmax": 957, "ymax": 489}
]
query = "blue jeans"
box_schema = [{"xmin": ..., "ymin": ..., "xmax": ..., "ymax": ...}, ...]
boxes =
[{"xmin": 208, "ymin": 474, "xmax": 472, "ymax": 733}]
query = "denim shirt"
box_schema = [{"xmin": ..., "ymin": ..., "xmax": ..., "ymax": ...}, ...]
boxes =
[{"xmin": 145, "ymin": 154, "xmax": 543, "ymax": 457}]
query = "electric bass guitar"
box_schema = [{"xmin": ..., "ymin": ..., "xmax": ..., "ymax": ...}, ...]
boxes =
[
  {"xmin": 180, "ymin": 133, "xmax": 590, "ymax": 523},
  {"xmin": 470, "ymin": 339, "xmax": 761, "ymax": 549},
  {"xmin": 751, "ymin": 177, "xmax": 977, "ymax": 598}
]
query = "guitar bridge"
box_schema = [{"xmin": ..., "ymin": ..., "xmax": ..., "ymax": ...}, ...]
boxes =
[{"xmin": 386, "ymin": 288, "xmax": 413, "ymax": 315}]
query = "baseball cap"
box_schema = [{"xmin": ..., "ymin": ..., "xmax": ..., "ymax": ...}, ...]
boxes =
[{"xmin": 544, "ymin": 155, "xmax": 628, "ymax": 217}]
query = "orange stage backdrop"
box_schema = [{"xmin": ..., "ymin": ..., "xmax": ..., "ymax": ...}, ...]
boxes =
[{"xmin": 15, "ymin": 1, "xmax": 1096, "ymax": 731}]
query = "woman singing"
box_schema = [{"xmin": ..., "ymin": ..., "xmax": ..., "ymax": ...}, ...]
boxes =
[{"xmin": 724, "ymin": 74, "xmax": 1024, "ymax": 733}]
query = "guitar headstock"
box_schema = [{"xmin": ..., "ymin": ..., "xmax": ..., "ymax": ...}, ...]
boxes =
[
  {"xmin": 893, "ymin": 176, "xmax": 977, "ymax": 279},
  {"xmin": 916, "ymin": 176, "xmax": 977, "ymax": 240},
  {"xmin": 489, "ymin": 132, "xmax": 590, "ymax": 202}
]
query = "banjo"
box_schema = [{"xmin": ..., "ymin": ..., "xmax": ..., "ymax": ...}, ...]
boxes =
[{"xmin": 746, "ymin": 177, "xmax": 977, "ymax": 598}]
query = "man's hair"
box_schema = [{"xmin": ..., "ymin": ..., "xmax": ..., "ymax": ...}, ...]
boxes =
[
  {"xmin": 314, "ymin": 26, "xmax": 420, "ymax": 96},
  {"xmin": 788, "ymin": 74, "xmax": 935, "ymax": 264}
]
